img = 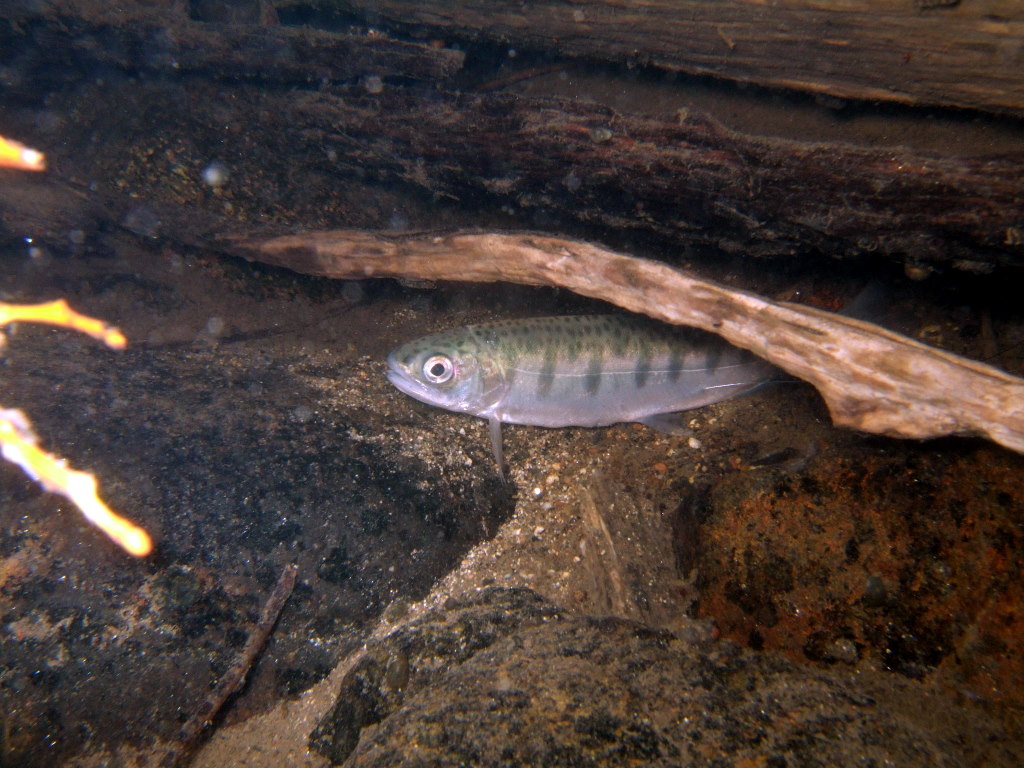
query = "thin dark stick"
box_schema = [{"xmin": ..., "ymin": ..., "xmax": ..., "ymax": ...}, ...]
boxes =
[{"xmin": 164, "ymin": 562, "xmax": 299, "ymax": 767}]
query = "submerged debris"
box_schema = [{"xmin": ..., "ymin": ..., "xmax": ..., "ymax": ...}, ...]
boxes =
[
  {"xmin": 0, "ymin": 300, "xmax": 150, "ymax": 556},
  {"xmin": 225, "ymin": 228, "xmax": 1024, "ymax": 455}
]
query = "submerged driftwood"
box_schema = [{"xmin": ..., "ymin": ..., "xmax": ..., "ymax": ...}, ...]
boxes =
[
  {"xmin": 333, "ymin": 0, "xmax": 1024, "ymax": 116},
  {"xmin": 223, "ymin": 229, "xmax": 1024, "ymax": 455},
  {"xmin": 4, "ymin": 3, "xmax": 1021, "ymax": 271},
  {"xmin": 279, "ymin": 87, "xmax": 1024, "ymax": 269},
  {"xmin": 1, "ymin": 1, "xmax": 463, "ymax": 86}
]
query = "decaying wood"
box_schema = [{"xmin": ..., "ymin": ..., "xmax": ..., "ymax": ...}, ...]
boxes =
[
  {"xmin": 332, "ymin": 0, "xmax": 1024, "ymax": 116},
  {"xmin": 4, "ymin": 4, "xmax": 1021, "ymax": 272},
  {"xmin": 6, "ymin": 78, "xmax": 1022, "ymax": 271},
  {"xmin": 222, "ymin": 228, "xmax": 1024, "ymax": 456},
  {"xmin": 276, "ymin": 86, "xmax": 1024, "ymax": 269},
  {"xmin": 3, "ymin": 1, "xmax": 463, "ymax": 86}
]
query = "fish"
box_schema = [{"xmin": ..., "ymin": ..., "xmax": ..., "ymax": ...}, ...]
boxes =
[{"xmin": 386, "ymin": 315, "xmax": 780, "ymax": 473}]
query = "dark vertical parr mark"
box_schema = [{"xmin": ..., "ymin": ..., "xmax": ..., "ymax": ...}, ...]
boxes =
[
  {"xmin": 635, "ymin": 342, "xmax": 652, "ymax": 389},
  {"xmin": 668, "ymin": 347, "xmax": 685, "ymax": 383},
  {"xmin": 610, "ymin": 323, "xmax": 629, "ymax": 358},
  {"xmin": 584, "ymin": 354, "xmax": 603, "ymax": 397},
  {"xmin": 537, "ymin": 344, "xmax": 558, "ymax": 397}
]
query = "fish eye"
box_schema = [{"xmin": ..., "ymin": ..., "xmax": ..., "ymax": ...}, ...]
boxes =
[{"xmin": 423, "ymin": 355, "xmax": 454, "ymax": 384}]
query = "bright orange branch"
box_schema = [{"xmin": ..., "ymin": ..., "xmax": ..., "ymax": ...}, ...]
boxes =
[
  {"xmin": 0, "ymin": 300, "xmax": 151, "ymax": 556},
  {"xmin": 0, "ymin": 299, "xmax": 127, "ymax": 349},
  {"xmin": 0, "ymin": 410, "xmax": 152, "ymax": 556},
  {"xmin": 0, "ymin": 134, "xmax": 45, "ymax": 171}
]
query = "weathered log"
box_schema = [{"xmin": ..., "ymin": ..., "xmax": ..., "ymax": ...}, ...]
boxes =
[
  {"xmin": 3, "ymin": 76, "xmax": 1020, "ymax": 272},
  {"xmin": 221, "ymin": 228, "xmax": 1024, "ymax": 456},
  {"xmin": 2, "ymin": 1, "xmax": 463, "ymax": 85},
  {"xmin": 4, "ymin": 5, "xmax": 1020, "ymax": 271},
  {"xmin": 328, "ymin": 0, "xmax": 1024, "ymax": 116},
  {"xmin": 283, "ymin": 86, "xmax": 1024, "ymax": 269}
]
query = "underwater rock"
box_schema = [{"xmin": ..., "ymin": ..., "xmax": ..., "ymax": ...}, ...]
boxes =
[
  {"xmin": 311, "ymin": 587, "xmax": 563, "ymax": 764},
  {"xmin": 694, "ymin": 441, "xmax": 1024, "ymax": 704},
  {"xmin": 312, "ymin": 586, "xmax": 1012, "ymax": 767}
]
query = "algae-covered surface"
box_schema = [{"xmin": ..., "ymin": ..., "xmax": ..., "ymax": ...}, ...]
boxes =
[{"xmin": 0, "ymin": 3, "xmax": 1023, "ymax": 766}]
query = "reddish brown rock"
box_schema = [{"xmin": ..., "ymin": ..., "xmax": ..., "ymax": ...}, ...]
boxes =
[{"xmin": 695, "ymin": 441, "xmax": 1024, "ymax": 705}]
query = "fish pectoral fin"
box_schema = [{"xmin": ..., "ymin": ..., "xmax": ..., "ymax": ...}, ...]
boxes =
[
  {"xmin": 638, "ymin": 412, "xmax": 694, "ymax": 436},
  {"xmin": 488, "ymin": 416, "xmax": 508, "ymax": 482}
]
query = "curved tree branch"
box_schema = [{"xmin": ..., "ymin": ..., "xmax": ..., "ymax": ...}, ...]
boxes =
[{"xmin": 222, "ymin": 229, "xmax": 1024, "ymax": 455}]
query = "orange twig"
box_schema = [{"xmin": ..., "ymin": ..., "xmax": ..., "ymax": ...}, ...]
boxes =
[
  {"xmin": 0, "ymin": 134, "xmax": 45, "ymax": 171},
  {"xmin": 0, "ymin": 300, "xmax": 150, "ymax": 556},
  {"xmin": 0, "ymin": 299, "xmax": 127, "ymax": 349},
  {"xmin": 0, "ymin": 410, "xmax": 152, "ymax": 556}
]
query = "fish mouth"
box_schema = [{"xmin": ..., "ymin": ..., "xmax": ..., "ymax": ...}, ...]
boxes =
[{"xmin": 385, "ymin": 363, "xmax": 434, "ymax": 404}]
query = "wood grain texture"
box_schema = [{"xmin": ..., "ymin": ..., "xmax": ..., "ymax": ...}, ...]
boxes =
[
  {"xmin": 281, "ymin": 86, "xmax": 1024, "ymax": 269},
  {"xmin": 222, "ymin": 228, "xmax": 1024, "ymax": 455},
  {"xmin": 332, "ymin": 0, "xmax": 1024, "ymax": 115},
  {"xmin": 3, "ymin": 1, "xmax": 464, "ymax": 84}
]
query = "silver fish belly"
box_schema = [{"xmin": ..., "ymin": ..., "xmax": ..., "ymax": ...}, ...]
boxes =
[{"xmin": 386, "ymin": 315, "xmax": 778, "ymax": 470}]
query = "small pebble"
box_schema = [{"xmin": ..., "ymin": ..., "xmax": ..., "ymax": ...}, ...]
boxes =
[{"xmin": 823, "ymin": 637, "xmax": 859, "ymax": 664}]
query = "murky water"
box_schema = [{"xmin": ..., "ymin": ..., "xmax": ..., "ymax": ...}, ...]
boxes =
[{"xmin": 1, "ymin": 3, "xmax": 1022, "ymax": 766}]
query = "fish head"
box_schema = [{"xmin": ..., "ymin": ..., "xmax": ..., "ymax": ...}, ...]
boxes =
[{"xmin": 386, "ymin": 329, "xmax": 506, "ymax": 417}]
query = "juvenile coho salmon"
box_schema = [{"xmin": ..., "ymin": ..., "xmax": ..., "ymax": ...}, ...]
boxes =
[{"xmin": 386, "ymin": 315, "xmax": 779, "ymax": 471}]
